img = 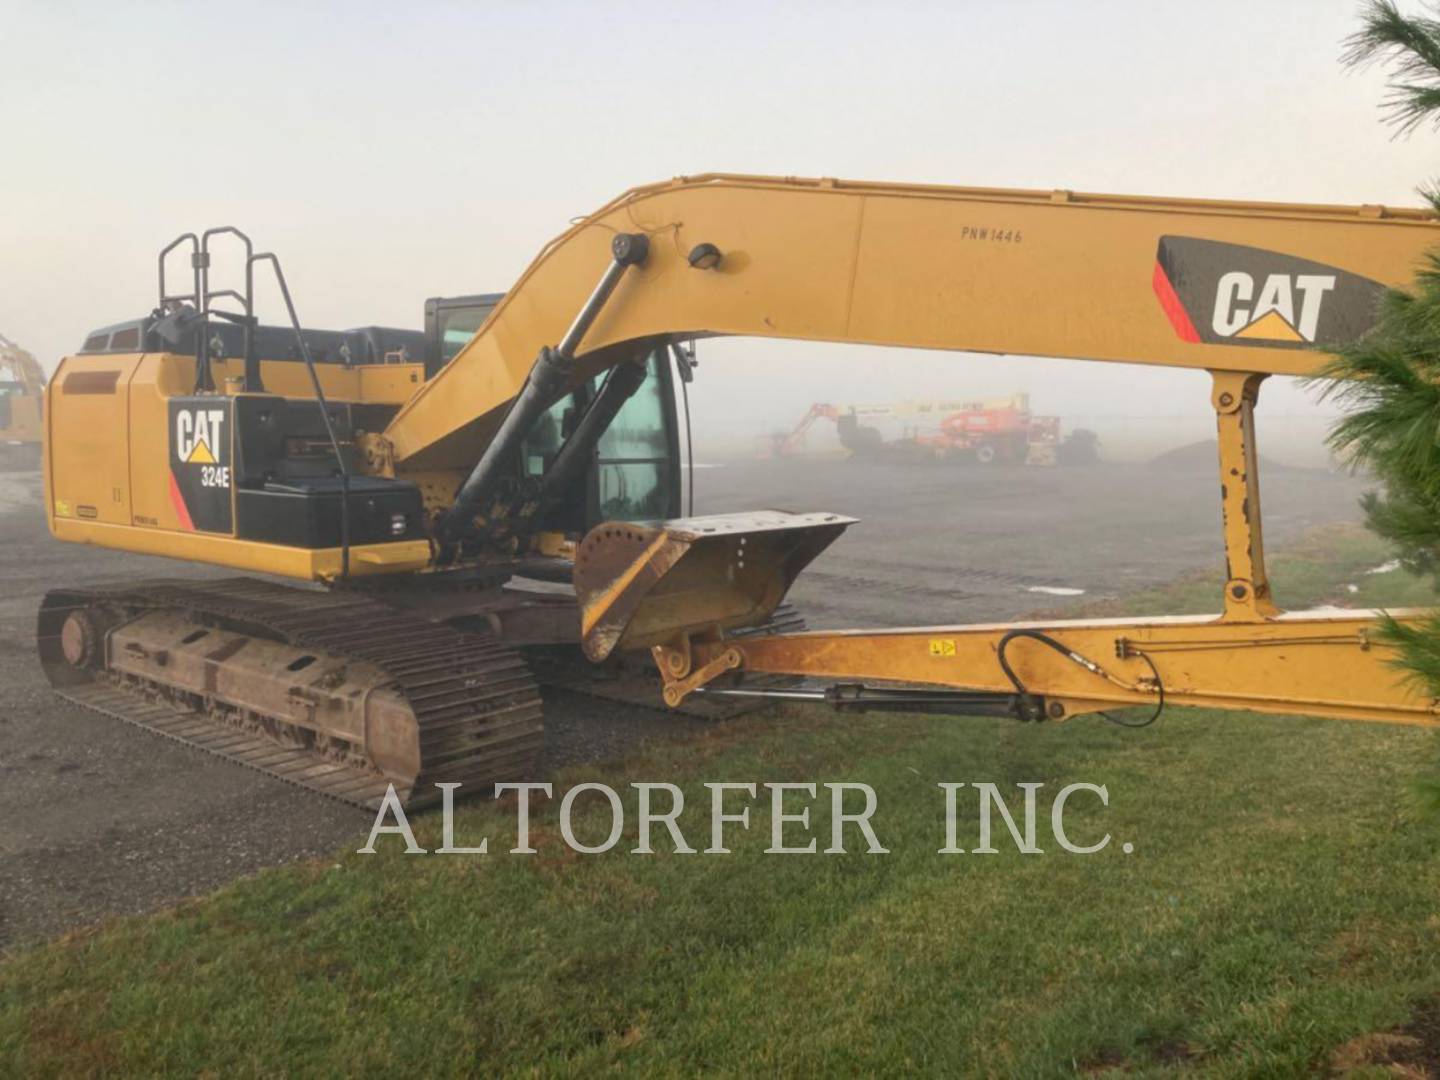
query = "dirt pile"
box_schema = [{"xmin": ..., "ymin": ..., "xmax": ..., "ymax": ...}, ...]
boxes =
[{"xmin": 1147, "ymin": 438, "xmax": 1291, "ymax": 473}]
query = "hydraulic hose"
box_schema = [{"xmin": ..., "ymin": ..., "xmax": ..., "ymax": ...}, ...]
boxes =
[{"xmin": 996, "ymin": 628, "xmax": 1164, "ymax": 727}]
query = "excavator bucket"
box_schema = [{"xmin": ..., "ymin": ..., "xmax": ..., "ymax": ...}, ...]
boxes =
[{"xmin": 573, "ymin": 511, "xmax": 855, "ymax": 662}]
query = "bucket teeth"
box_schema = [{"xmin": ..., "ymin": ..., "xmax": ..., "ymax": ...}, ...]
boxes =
[{"xmin": 572, "ymin": 511, "xmax": 854, "ymax": 662}]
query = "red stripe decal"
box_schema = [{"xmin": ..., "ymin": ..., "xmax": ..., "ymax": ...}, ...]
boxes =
[
  {"xmin": 168, "ymin": 471, "xmax": 195, "ymax": 531},
  {"xmin": 1152, "ymin": 259, "xmax": 1200, "ymax": 343}
]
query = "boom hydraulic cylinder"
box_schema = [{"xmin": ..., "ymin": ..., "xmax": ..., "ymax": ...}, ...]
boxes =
[{"xmin": 437, "ymin": 232, "xmax": 649, "ymax": 544}]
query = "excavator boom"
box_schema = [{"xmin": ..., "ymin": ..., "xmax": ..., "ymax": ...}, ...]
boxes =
[
  {"xmin": 0, "ymin": 332, "xmax": 46, "ymax": 393},
  {"xmin": 380, "ymin": 174, "xmax": 1436, "ymax": 470}
]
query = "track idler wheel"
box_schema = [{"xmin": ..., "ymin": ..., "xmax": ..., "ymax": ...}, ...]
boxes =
[
  {"xmin": 60, "ymin": 610, "xmax": 103, "ymax": 670},
  {"xmin": 37, "ymin": 593, "xmax": 120, "ymax": 687}
]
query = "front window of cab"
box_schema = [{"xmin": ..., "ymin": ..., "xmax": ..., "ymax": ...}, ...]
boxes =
[
  {"xmin": 520, "ymin": 349, "xmax": 677, "ymax": 524},
  {"xmin": 596, "ymin": 356, "xmax": 671, "ymax": 520}
]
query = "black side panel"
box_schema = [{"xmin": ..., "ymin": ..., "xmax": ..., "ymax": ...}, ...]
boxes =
[
  {"xmin": 235, "ymin": 476, "xmax": 425, "ymax": 549},
  {"xmin": 168, "ymin": 396, "xmax": 234, "ymax": 534},
  {"xmin": 231, "ymin": 394, "xmax": 288, "ymax": 485},
  {"xmin": 232, "ymin": 396, "xmax": 401, "ymax": 485}
]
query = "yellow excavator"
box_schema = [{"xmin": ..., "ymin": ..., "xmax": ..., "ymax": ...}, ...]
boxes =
[
  {"xmin": 39, "ymin": 175, "xmax": 1440, "ymax": 810},
  {"xmin": 1, "ymin": 331, "xmax": 45, "ymax": 468}
]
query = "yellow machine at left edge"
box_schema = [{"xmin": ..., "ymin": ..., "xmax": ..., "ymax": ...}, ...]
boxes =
[{"xmin": 1, "ymin": 331, "xmax": 45, "ymax": 468}]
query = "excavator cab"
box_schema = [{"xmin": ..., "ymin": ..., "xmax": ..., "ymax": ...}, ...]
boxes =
[
  {"xmin": 423, "ymin": 293, "xmax": 684, "ymax": 533},
  {"xmin": 423, "ymin": 293, "xmax": 504, "ymax": 377}
]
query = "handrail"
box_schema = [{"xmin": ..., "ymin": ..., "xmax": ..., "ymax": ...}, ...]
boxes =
[{"xmin": 250, "ymin": 252, "xmax": 351, "ymax": 579}]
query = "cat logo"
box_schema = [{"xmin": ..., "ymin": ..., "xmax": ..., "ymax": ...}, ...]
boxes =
[
  {"xmin": 1153, "ymin": 236, "xmax": 1385, "ymax": 351},
  {"xmin": 175, "ymin": 408, "xmax": 226, "ymax": 465},
  {"xmin": 167, "ymin": 398, "xmax": 233, "ymax": 534},
  {"xmin": 1211, "ymin": 271, "xmax": 1334, "ymax": 343}
]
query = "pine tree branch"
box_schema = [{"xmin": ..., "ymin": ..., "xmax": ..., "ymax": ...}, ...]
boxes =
[{"xmin": 1344, "ymin": 1, "xmax": 1440, "ymax": 131}]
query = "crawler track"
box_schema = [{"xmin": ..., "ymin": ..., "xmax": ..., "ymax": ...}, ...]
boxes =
[{"xmin": 38, "ymin": 578, "xmax": 543, "ymax": 811}]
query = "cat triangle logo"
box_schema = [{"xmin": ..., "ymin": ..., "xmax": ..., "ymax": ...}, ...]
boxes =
[
  {"xmin": 1233, "ymin": 309, "xmax": 1304, "ymax": 343},
  {"xmin": 185, "ymin": 438, "xmax": 217, "ymax": 465}
]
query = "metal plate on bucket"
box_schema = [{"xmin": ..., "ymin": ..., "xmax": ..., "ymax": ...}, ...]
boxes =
[{"xmin": 573, "ymin": 511, "xmax": 855, "ymax": 662}]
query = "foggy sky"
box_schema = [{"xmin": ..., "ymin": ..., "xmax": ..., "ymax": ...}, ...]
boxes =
[{"xmin": 3, "ymin": 0, "xmax": 1435, "ymax": 457}]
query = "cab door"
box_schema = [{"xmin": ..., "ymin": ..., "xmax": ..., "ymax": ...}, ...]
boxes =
[
  {"xmin": 592, "ymin": 349, "xmax": 681, "ymax": 523},
  {"xmin": 520, "ymin": 347, "xmax": 682, "ymax": 531}
]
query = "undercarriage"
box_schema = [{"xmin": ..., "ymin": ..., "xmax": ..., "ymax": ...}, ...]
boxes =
[{"xmin": 39, "ymin": 579, "xmax": 544, "ymax": 810}]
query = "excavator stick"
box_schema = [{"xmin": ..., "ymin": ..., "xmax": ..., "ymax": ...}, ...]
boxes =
[{"xmin": 573, "ymin": 511, "xmax": 854, "ymax": 663}]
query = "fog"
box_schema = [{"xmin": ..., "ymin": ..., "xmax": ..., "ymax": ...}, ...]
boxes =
[{"xmin": 3, "ymin": 0, "xmax": 1432, "ymax": 467}]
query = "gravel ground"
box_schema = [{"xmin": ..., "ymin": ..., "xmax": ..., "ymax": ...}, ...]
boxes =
[
  {"xmin": 0, "ymin": 454, "xmax": 1371, "ymax": 951},
  {"xmin": 696, "ymin": 455, "xmax": 1371, "ymax": 628}
]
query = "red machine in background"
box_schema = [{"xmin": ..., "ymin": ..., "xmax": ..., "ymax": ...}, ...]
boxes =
[{"xmin": 760, "ymin": 394, "xmax": 1065, "ymax": 465}]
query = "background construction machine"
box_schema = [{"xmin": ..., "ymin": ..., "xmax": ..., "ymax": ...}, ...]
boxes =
[
  {"xmin": 763, "ymin": 395, "xmax": 1065, "ymax": 464},
  {"xmin": 37, "ymin": 175, "xmax": 1440, "ymax": 812},
  {"xmin": 0, "ymin": 331, "xmax": 45, "ymax": 469}
]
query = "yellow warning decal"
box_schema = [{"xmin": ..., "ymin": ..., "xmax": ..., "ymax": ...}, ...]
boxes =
[{"xmin": 929, "ymin": 639, "xmax": 956, "ymax": 657}]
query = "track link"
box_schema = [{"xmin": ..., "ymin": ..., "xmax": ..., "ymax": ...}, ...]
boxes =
[{"xmin": 38, "ymin": 578, "xmax": 543, "ymax": 811}]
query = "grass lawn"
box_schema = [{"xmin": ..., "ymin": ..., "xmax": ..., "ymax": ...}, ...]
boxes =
[
  {"xmin": 1069, "ymin": 522, "xmax": 1428, "ymax": 618},
  {"xmin": 3, "ymin": 525, "xmax": 1440, "ymax": 1076}
]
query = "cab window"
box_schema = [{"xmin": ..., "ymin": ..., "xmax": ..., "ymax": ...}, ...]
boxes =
[
  {"xmin": 596, "ymin": 352, "xmax": 672, "ymax": 520},
  {"xmin": 519, "ymin": 348, "xmax": 678, "ymax": 525},
  {"xmin": 438, "ymin": 307, "xmax": 487, "ymax": 364}
]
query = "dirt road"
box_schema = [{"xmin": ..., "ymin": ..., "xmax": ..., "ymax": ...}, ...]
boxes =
[{"xmin": 0, "ymin": 455, "xmax": 1371, "ymax": 950}]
